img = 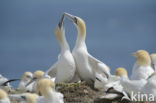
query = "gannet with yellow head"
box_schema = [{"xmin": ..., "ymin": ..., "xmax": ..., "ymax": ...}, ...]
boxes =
[
  {"xmin": 46, "ymin": 14, "xmax": 77, "ymax": 83},
  {"xmin": 115, "ymin": 67, "xmax": 128, "ymax": 78},
  {"xmin": 0, "ymin": 89, "xmax": 10, "ymax": 103},
  {"xmin": 18, "ymin": 72, "xmax": 33, "ymax": 91},
  {"xmin": 116, "ymin": 67, "xmax": 148, "ymax": 100},
  {"xmin": 36, "ymin": 78, "xmax": 64, "ymax": 103},
  {"xmin": 131, "ymin": 50, "xmax": 154, "ymax": 80},
  {"xmin": 64, "ymin": 12, "xmax": 110, "ymax": 84},
  {"xmin": 96, "ymin": 68, "xmax": 130, "ymax": 100},
  {"xmin": 9, "ymin": 93, "xmax": 38, "ymax": 103},
  {"xmin": 26, "ymin": 70, "xmax": 45, "ymax": 92}
]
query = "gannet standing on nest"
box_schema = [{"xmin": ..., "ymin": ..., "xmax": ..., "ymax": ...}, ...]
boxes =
[
  {"xmin": 131, "ymin": 50, "xmax": 154, "ymax": 80},
  {"xmin": 36, "ymin": 78, "xmax": 64, "ymax": 103},
  {"xmin": 64, "ymin": 12, "xmax": 110, "ymax": 84},
  {"xmin": 46, "ymin": 14, "xmax": 77, "ymax": 83},
  {"xmin": 18, "ymin": 72, "xmax": 33, "ymax": 92},
  {"xmin": 0, "ymin": 89, "xmax": 10, "ymax": 103}
]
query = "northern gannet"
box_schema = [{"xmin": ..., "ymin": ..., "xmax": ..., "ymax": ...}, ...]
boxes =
[
  {"xmin": 64, "ymin": 12, "xmax": 110, "ymax": 84},
  {"xmin": 0, "ymin": 89, "xmax": 10, "ymax": 103},
  {"xmin": 151, "ymin": 54, "xmax": 156, "ymax": 71},
  {"xmin": 26, "ymin": 70, "xmax": 44, "ymax": 92},
  {"xmin": 131, "ymin": 50, "xmax": 154, "ymax": 80},
  {"xmin": 141, "ymin": 72, "xmax": 156, "ymax": 101},
  {"xmin": 97, "ymin": 68, "xmax": 130, "ymax": 100},
  {"xmin": 18, "ymin": 72, "xmax": 33, "ymax": 92},
  {"xmin": 0, "ymin": 75, "xmax": 19, "ymax": 92},
  {"xmin": 36, "ymin": 78, "xmax": 64, "ymax": 103},
  {"xmin": 46, "ymin": 14, "xmax": 77, "ymax": 83},
  {"xmin": 9, "ymin": 93, "xmax": 39, "ymax": 103}
]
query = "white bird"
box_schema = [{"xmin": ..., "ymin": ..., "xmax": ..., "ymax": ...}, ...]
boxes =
[
  {"xmin": 46, "ymin": 14, "xmax": 77, "ymax": 83},
  {"xmin": 119, "ymin": 70, "xmax": 147, "ymax": 100},
  {"xmin": 26, "ymin": 70, "xmax": 45, "ymax": 92},
  {"xmin": 9, "ymin": 93, "xmax": 39, "ymax": 103},
  {"xmin": 98, "ymin": 68, "xmax": 130, "ymax": 100},
  {"xmin": 94, "ymin": 67, "xmax": 119, "ymax": 91},
  {"xmin": 64, "ymin": 12, "xmax": 110, "ymax": 84},
  {"xmin": 151, "ymin": 54, "xmax": 156, "ymax": 71},
  {"xmin": 18, "ymin": 72, "xmax": 33, "ymax": 92},
  {"xmin": 36, "ymin": 78, "xmax": 64, "ymax": 103},
  {"xmin": 131, "ymin": 50, "xmax": 154, "ymax": 80},
  {"xmin": 0, "ymin": 89, "xmax": 10, "ymax": 103},
  {"xmin": 141, "ymin": 72, "xmax": 156, "ymax": 101}
]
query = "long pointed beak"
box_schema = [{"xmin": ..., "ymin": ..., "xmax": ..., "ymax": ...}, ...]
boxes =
[
  {"xmin": 64, "ymin": 12, "xmax": 76, "ymax": 23},
  {"xmin": 26, "ymin": 78, "xmax": 37, "ymax": 87},
  {"xmin": 58, "ymin": 14, "xmax": 65, "ymax": 28}
]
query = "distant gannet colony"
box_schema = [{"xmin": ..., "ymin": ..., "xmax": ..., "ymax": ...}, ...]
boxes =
[{"xmin": 0, "ymin": 13, "xmax": 156, "ymax": 103}]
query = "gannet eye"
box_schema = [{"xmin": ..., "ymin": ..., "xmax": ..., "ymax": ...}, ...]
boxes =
[{"xmin": 74, "ymin": 17, "xmax": 77, "ymax": 24}]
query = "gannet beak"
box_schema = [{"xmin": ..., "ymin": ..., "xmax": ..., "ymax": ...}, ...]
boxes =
[
  {"xmin": 64, "ymin": 12, "xmax": 77, "ymax": 24},
  {"xmin": 26, "ymin": 78, "xmax": 37, "ymax": 87},
  {"xmin": 58, "ymin": 14, "xmax": 65, "ymax": 28}
]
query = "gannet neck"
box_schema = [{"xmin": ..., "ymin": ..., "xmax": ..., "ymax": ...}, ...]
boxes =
[
  {"xmin": 59, "ymin": 31, "xmax": 70, "ymax": 53},
  {"xmin": 75, "ymin": 29, "xmax": 87, "ymax": 49}
]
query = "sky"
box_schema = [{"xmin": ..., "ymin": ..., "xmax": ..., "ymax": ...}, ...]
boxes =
[{"xmin": 0, "ymin": 0, "xmax": 156, "ymax": 86}]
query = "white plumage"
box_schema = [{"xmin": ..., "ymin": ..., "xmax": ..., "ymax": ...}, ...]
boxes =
[
  {"xmin": 46, "ymin": 14, "xmax": 77, "ymax": 83},
  {"xmin": 64, "ymin": 12, "xmax": 110, "ymax": 84}
]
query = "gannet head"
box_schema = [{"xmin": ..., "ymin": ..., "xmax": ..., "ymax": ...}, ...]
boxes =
[
  {"xmin": 33, "ymin": 70, "xmax": 44, "ymax": 80},
  {"xmin": 22, "ymin": 72, "xmax": 33, "ymax": 81},
  {"xmin": 132, "ymin": 50, "xmax": 151, "ymax": 66},
  {"xmin": 115, "ymin": 67, "xmax": 128, "ymax": 78},
  {"xmin": 55, "ymin": 14, "xmax": 65, "ymax": 44},
  {"xmin": 23, "ymin": 93, "xmax": 38, "ymax": 103},
  {"xmin": 64, "ymin": 12, "xmax": 86, "ymax": 39},
  {"xmin": 0, "ymin": 89, "xmax": 8, "ymax": 100},
  {"xmin": 26, "ymin": 70, "xmax": 44, "ymax": 87},
  {"xmin": 36, "ymin": 78, "xmax": 55, "ymax": 98}
]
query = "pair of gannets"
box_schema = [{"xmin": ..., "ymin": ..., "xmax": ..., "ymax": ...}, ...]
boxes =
[
  {"xmin": 46, "ymin": 13, "xmax": 110, "ymax": 84},
  {"xmin": 131, "ymin": 50, "xmax": 156, "ymax": 80},
  {"xmin": 26, "ymin": 70, "xmax": 45, "ymax": 92}
]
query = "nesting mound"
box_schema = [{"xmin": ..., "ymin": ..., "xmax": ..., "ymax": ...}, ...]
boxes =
[
  {"xmin": 56, "ymin": 82, "xmax": 153, "ymax": 103},
  {"xmin": 56, "ymin": 82, "xmax": 99, "ymax": 103}
]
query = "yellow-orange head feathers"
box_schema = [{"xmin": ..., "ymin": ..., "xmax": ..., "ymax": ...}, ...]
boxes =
[
  {"xmin": 36, "ymin": 78, "xmax": 55, "ymax": 98},
  {"xmin": 0, "ymin": 89, "xmax": 8, "ymax": 99},
  {"xmin": 133, "ymin": 50, "xmax": 151, "ymax": 66},
  {"xmin": 22, "ymin": 72, "xmax": 33, "ymax": 81},
  {"xmin": 33, "ymin": 70, "xmax": 44, "ymax": 79},
  {"xmin": 115, "ymin": 67, "xmax": 128, "ymax": 78}
]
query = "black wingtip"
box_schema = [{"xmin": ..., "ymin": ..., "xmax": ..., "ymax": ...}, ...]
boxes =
[{"xmin": 1, "ymin": 79, "xmax": 21, "ymax": 86}]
